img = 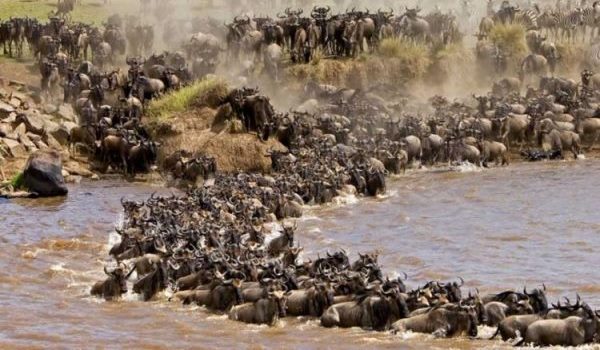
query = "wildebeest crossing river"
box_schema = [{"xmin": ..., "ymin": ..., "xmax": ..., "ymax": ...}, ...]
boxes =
[{"xmin": 1, "ymin": 160, "xmax": 600, "ymax": 349}]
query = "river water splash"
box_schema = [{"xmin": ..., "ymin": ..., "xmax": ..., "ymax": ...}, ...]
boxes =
[{"xmin": 1, "ymin": 160, "xmax": 599, "ymax": 349}]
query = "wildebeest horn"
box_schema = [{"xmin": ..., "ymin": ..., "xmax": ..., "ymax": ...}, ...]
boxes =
[
  {"xmin": 458, "ymin": 277, "xmax": 464, "ymax": 287},
  {"xmin": 542, "ymin": 283, "xmax": 547, "ymax": 291},
  {"xmin": 524, "ymin": 286, "xmax": 528, "ymax": 295},
  {"xmin": 103, "ymin": 266, "xmax": 110, "ymax": 275},
  {"xmin": 402, "ymin": 272, "xmax": 408, "ymax": 281}
]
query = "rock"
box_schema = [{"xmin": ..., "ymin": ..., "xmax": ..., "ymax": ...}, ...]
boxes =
[
  {"xmin": 8, "ymin": 98, "xmax": 21, "ymax": 109},
  {"xmin": 19, "ymin": 133, "xmax": 37, "ymax": 151},
  {"xmin": 61, "ymin": 121, "xmax": 77, "ymax": 134},
  {"xmin": 44, "ymin": 133, "xmax": 62, "ymax": 150},
  {"xmin": 46, "ymin": 120, "xmax": 69, "ymax": 145},
  {"xmin": 65, "ymin": 175, "xmax": 82, "ymax": 184},
  {"xmin": 61, "ymin": 169, "xmax": 70, "ymax": 177},
  {"xmin": 1, "ymin": 137, "xmax": 26, "ymax": 158},
  {"xmin": 10, "ymin": 91, "xmax": 28, "ymax": 101},
  {"xmin": 43, "ymin": 104, "xmax": 58, "ymax": 114},
  {"xmin": 64, "ymin": 162, "xmax": 93, "ymax": 177},
  {"xmin": 34, "ymin": 140, "xmax": 49, "ymax": 150},
  {"xmin": 0, "ymin": 123, "xmax": 12, "ymax": 137},
  {"xmin": 22, "ymin": 150, "xmax": 68, "ymax": 197},
  {"xmin": 16, "ymin": 113, "xmax": 45, "ymax": 135},
  {"xmin": 91, "ymin": 174, "xmax": 99, "ymax": 180},
  {"xmin": 0, "ymin": 101, "xmax": 15, "ymax": 117},
  {"xmin": 56, "ymin": 104, "xmax": 76, "ymax": 122},
  {"xmin": 26, "ymin": 132, "xmax": 41, "ymax": 143},
  {"xmin": 13, "ymin": 123, "xmax": 27, "ymax": 137},
  {"xmin": 3, "ymin": 112, "xmax": 16, "ymax": 123},
  {"xmin": 8, "ymin": 80, "xmax": 27, "ymax": 89}
]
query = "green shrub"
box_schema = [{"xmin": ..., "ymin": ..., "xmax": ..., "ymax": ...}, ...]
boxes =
[{"xmin": 146, "ymin": 78, "xmax": 228, "ymax": 121}]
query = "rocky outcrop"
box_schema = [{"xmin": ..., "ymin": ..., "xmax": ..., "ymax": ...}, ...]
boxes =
[{"xmin": 22, "ymin": 150, "xmax": 68, "ymax": 197}]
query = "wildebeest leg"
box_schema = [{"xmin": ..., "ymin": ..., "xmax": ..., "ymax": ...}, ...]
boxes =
[
  {"xmin": 571, "ymin": 144, "xmax": 579, "ymax": 159},
  {"xmin": 122, "ymin": 154, "xmax": 129, "ymax": 176},
  {"xmin": 590, "ymin": 130, "xmax": 600, "ymax": 150}
]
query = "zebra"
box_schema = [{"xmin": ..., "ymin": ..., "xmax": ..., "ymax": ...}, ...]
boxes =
[
  {"xmin": 579, "ymin": 3, "xmax": 600, "ymax": 39},
  {"xmin": 513, "ymin": 5, "xmax": 542, "ymax": 30},
  {"xmin": 549, "ymin": 8, "xmax": 585, "ymax": 41}
]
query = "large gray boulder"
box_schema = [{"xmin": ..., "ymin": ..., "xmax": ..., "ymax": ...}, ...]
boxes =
[{"xmin": 22, "ymin": 150, "xmax": 68, "ymax": 197}]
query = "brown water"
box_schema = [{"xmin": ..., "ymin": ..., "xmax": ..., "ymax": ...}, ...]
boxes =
[{"xmin": 1, "ymin": 160, "xmax": 600, "ymax": 349}]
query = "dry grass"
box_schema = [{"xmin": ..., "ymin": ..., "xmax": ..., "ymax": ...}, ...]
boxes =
[
  {"xmin": 556, "ymin": 41, "xmax": 586, "ymax": 74},
  {"xmin": 285, "ymin": 38, "xmax": 432, "ymax": 87},
  {"xmin": 146, "ymin": 78, "xmax": 228, "ymax": 121},
  {"xmin": 0, "ymin": 0, "xmax": 108, "ymax": 24},
  {"xmin": 145, "ymin": 80, "xmax": 285, "ymax": 173},
  {"xmin": 489, "ymin": 23, "xmax": 528, "ymax": 59}
]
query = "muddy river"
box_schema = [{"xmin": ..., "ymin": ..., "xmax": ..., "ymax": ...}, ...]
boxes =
[{"xmin": 1, "ymin": 160, "xmax": 599, "ymax": 349}]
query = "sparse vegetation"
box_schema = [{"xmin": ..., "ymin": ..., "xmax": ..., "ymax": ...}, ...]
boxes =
[
  {"xmin": 146, "ymin": 78, "xmax": 228, "ymax": 121},
  {"xmin": 144, "ymin": 78, "xmax": 285, "ymax": 173},
  {"xmin": 0, "ymin": 0, "xmax": 108, "ymax": 24},
  {"xmin": 9, "ymin": 172, "xmax": 23, "ymax": 190},
  {"xmin": 488, "ymin": 23, "xmax": 528, "ymax": 59},
  {"xmin": 285, "ymin": 38, "xmax": 433, "ymax": 87}
]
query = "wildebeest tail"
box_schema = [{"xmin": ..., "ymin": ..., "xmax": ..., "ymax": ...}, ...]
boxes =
[{"xmin": 488, "ymin": 327, "xmax": 500, "ymax": 340}]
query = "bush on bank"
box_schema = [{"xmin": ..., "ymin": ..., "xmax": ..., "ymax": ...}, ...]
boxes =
[
  {"xmin": 488, "ymin": 23, "xmax": 528, "ymax": 60},
  {"xmin": 146, "ymin": 78, "xmax": 228, "ymax": 121}
]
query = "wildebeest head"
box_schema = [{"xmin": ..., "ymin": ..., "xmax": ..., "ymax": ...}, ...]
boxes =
[
  {"xmin": 443, "ymin": 277, "xmax": 464, "ymax": 303},
  {"xmin": 463, "ymin": 304, "xmax": 479, "ymax": 338},
  {"xmin": 523, "ymin": 285, "xmax": 548, "ymax": 313},
  {"xmin": 466, "ymin": 290, "xmax": 488, "ymax": 325},
  {"xmin": 269, "ymin": 290, "xmax": 288, "ymax": 317},
  {"xmin": 91, "ymin": 264, "xmax": 129, "ymax": 301}
]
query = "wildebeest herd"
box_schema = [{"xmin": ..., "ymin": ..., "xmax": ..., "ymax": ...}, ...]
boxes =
[
  {"xmin": 91, "ymin": 73, "xmax": 600, "ymax": 348},
  {"xmin": 223, "ymin": 5, "xmax": 461, "ymax": 64}
]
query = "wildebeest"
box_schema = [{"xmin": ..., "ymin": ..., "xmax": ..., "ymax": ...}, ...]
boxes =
[
  {"xmin": 263, "ymin": 43, "xmax": 283, "ymax": 82},
  {"xmin": 321, "ymin": 289, "xmax": 409, "ymax": 331},
  {"xmin": 90, "ymin": 265, "xmax": 129, "ymax": 301},
  {"xmin": 515, "ymin": 304, "xmax": 598, "ymax": 346},
  {"xmin": 228, "ymin": 290, "xmax": 289, "ymax": 325},
  {"xmin": 286, "ymin": 283, "xmax": 335, "ymax": 317},
  {"xmin": 184, "ymin": 279, "xmax": 244, "ymax": 311},
  {"xmin": 392, "ymin": 304, "xmax": 478, "ymax": 338},
  {"xmin": 268, "ymin": 222, "xmax": 295, "ymax": 257}
]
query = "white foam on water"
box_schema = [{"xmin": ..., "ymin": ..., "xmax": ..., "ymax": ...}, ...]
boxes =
[
  {"xmin": 106, "ymin": 231, "xmax": 121, "ymax": 252},
  {"xmin": 298, "ymin": 215, "xmax": 322, "ymax": 222},
  {"xmin": 121, "ymin": 287, "xmax": 143, "ymax": 302},
  {"xmin": 21, "ymin": 248, "xmax": 47, "ymax": 259},
  {"xmin": 50, "ymin": 262, "xmax": 67, "ymax": 273},
  {"xmin": 577, "ymin": 154, "xmax": 587, "ymax": 160},
  {"xmin": 206, "ymin": 314, "xmax": 228, "ymax": 321},
  {"xmin": 332, "ymin": 192, "xmax": 359, "ymax": 205},
  {"xmin": 476, "ymin": 325, "xmax": 497, "ymax": 339},
  {"xmin": 452, "ymin": 161, "xmax": 483, "ymax": 173},
  {"xmin": 377, "ymin": 189, "xmax": 398, "ymax": 199},
  {"xmin": 263, "ymin": 221, "xmax": 284, "ymax": 246},
  {"xmin": 394, "ymin": 330, "xmax": 422, "ymax": 341}
]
